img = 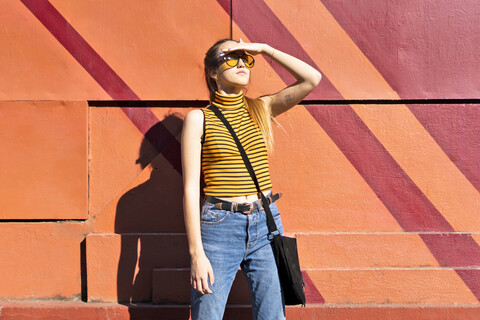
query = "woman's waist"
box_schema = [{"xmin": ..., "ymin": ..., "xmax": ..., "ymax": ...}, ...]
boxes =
[{"xmin": 208, "ymin": 189, "xmax": 272, "ymax": 203}]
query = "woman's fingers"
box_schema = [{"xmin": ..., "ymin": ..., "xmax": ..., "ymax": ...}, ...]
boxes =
[
  {"xmin": 220, "ymin": 40, "xmax": 263, "ymax": 56},
  {"xmin": 208, "ymin": 267, "xmax": 215, "ymax": 287},
  {"xmin": 192, "ymin": 278, "xmax": 198, "ymax": 291},
  {"xmin": 190, "ymin": 255, "xmax": 214, "ymax": 294},
  {"xmin": 193, "ymin": 277, "xmax": 203, "ymax": 293},
  {"xmin": 219, "ymin": 47, "xmax": 241, "ymax": 55},
  {"xmin": 192, "ymin": 274, "xmax": 212, "ymax": 294},
  {"xmin": 201, "ymin": 277, "xmax": 212, "ymax": 294}
]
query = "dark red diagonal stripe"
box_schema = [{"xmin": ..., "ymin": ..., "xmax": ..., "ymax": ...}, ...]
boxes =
[
  {"xmin": 21, "ymin": 0, "xmax": 180, "ymax": 170},
  {"xmin": 422, "ymin": 233, "xmax": 480, "ymax": 299},
  {"xmin": 308, "ymin": 105, "xmax": 453, "ymax": 232},
  {"xmin": 302, "ymin": 271, "xmax": 325, "ymax": 304},
  {"xmin": 421, "ymin": 233, "xmax": 480, "ymax": 267},
  {"xmin": 311, "ymin": 105, "xmax": 480, "ymax": 274},
  {"xmin": 310, "ymin": 113, "xmax": 480, "ymax": 301},
  {"xmin": 408, "ymin": 105, "xmax": 480, "ymax": 193},
  {"xmin": 455, "ymin": 269, "xmax": 480, "ymax": 301},
  {"xmin": 20, "ymin": 0, "xmax": 137, "ymax": 101},
  {"xmin": 219, "ymin": 0, "xmax": 480, "ymax": 301},
  {"xmin": 320, "ymin": 0, "xmax": 480, "ymax": 99},
  {"xmin": 319, "ymin": 0, "xmax": 480, "ymax": 196}
]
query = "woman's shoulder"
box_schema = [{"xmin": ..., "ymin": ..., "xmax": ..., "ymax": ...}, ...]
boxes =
[
  {"xmin": 186, "ymin": 108, "xmax": 207, "ymax": 119},
  {"xmin": 184, "ymin": 109, "xmax": 205, "ymax": 130}
]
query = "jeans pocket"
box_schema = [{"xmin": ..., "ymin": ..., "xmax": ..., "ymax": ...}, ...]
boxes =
[
  {"xmin": 269, "ymin": 202, "xmax": 281, "ymax": 218},
  {"xmin": 200, "ymin": 203, "xmax": 230, "ymax": 225},
  {"xmin": 268, "ymin": 202, "xmax": 283, "ymax": 236}
]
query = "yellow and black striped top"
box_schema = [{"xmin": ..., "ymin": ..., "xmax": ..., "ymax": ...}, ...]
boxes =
[{"xmin": 201, "ymin": 91, "xmax": 272, "ymax": 196}]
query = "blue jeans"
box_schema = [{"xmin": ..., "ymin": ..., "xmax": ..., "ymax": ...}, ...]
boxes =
[{"xmin": 191, "ymin": 197, "xmax": 285, "ymax": 320}]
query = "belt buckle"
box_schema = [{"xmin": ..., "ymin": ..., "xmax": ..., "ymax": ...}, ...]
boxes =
[{"xmin": 242, "ymin": 202, "xmax": 254, "ymax": 215}]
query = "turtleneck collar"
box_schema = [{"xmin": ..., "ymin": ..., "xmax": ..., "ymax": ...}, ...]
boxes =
[{"xmin": 211, "ymin": 91, "xmax": 245, "ymax": 110}]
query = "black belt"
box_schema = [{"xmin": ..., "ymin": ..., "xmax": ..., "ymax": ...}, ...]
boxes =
[{"xmin": 205, "ymin": 193, "xmax": 282, "ymax": 214}]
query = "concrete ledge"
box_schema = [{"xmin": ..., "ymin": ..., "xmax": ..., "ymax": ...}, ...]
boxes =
[
  {"xmin": 0, "ymin": 301, "xmax": 191, "ymax": 320},
  {"xmin": 1, "ymin": 301, "xmax": 480, "ymax": 320},
  {"xmin": 86, "ymin": 233, "xmax": 189, "ymax": 302}
]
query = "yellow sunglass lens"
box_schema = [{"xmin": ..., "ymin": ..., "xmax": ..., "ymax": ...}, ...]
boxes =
[
  {"xmin": 224, "ymin": 55, "xmax": 255, "ymax": 68},
  {"xmin": 225, "ymin": 58, "xmax": 238, "ymax": 67},
  {"xmin": 244, "ymin": 56, "xmax": 254, "ymax": 67}
]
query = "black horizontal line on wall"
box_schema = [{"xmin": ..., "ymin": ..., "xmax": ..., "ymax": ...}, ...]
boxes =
[
  {"xmin": 88, "ymin": 100, "xmax": 210, "ymax": 107},
  {"xmin": 0, "ymin": 219, "xmax": 87, "ymax": 223},
  {"xmin": 300, "ymin": 99, "xmax": 480, "ymax": 105},
  {"xmin": 88, "ymin": 98, "xmax": 480, "ymax": 107}
]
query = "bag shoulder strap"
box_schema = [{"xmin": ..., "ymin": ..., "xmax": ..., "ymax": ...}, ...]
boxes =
[{"xmin": 209, "ymin": 105, "xmax": 279, "ymax": 235}]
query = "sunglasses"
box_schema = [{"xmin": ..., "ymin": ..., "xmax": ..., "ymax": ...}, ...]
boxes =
[{"xmin": 219, "ymin": 52, "xmax": 255, "ymax": 68}]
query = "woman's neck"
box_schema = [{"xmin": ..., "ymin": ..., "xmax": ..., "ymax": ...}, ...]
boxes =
[{"xmin": 216, "ymin": 86, "xmax": 243, "ymax": 97}]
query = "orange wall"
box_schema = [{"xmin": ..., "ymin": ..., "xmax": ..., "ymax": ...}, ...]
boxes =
[{"xmin": 0, "ymin": 0, "xmax": 479, "ymax": 316}]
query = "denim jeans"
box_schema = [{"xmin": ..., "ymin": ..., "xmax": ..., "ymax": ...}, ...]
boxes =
[{"xmin": 191, "ymin": 197, "xmax": 285, "ymax": 320}]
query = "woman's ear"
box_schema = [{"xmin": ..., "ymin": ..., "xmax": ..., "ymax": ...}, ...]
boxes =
[{"xmin": 209, "ymin": 69, "xmax": 218, "ymax": 81}]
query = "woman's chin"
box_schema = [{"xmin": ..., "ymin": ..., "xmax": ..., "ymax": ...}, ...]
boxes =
[
  {"xmin": 233, "ymin": 78, "xmax": 250, "ymax": 87},
  {"xmin": 224, "ymin": 81, "xmax": 249, "ymax": 90}
]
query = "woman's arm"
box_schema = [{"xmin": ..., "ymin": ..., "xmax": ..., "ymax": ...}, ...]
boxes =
[
  {"xmin": 181, "ymin": 109, "xmax": 214, "ymax": 294},
  {"xmin": 260, "ymin": 44, "xmax": 322, "ymax": 117},
  {"xmin": 221, "ymin": 40, "xmax": 322, "ymax": 117}
]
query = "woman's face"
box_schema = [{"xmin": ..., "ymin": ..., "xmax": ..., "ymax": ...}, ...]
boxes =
[{"xmin": 214, "ymin": 41, "xmax": 251, "ymax": 90}]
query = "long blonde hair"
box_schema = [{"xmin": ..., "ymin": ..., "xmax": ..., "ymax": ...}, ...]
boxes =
[{"xmin": 244, "ymin": 96, "xmax": 275, "ymax": 153}]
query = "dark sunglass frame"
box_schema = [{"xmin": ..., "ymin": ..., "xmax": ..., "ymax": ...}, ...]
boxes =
[{"xmin": 219, "ymin": 53, "xmax": 255, "ymax": 68}]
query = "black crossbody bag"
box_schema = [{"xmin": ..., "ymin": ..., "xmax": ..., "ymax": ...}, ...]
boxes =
[{"xmin": 210, "ymin": 105, "xmax": 306, "ymax": 306}]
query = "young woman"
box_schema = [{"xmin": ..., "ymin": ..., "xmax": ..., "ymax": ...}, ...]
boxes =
[{"xmin": 181, "ymin": 39, "xmax": 321, "ymax": 320}]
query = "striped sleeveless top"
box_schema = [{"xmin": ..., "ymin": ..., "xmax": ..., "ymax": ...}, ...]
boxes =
[{"xmin": 201, "ymin": 91, "xmax": 272, "ymax": 197}]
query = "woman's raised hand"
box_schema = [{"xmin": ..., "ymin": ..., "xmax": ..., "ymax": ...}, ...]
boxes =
[
  {"xmin": 191, "ymin": 253, "xmax": 215, "ymax": 294},
  {"xmin": 219, "ymin": 38, "xmax": 272, "ymax": 57}
]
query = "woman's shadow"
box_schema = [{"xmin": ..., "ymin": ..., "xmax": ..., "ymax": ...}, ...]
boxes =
[{"xmin": 114, "ymin": 113, "xmax": 190, "ymax": 306}]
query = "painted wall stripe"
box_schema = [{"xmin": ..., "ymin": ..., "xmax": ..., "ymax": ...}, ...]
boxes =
[
  {"xmin": 421, "ymin": 233, "xmax": 480, "ymax": 267},
  {"xmin": 319, "ymin": 0, "xmax": 480, "ymax": 99},
  {"xmin": 303, "ymin": 271, "xmax": 325, "ymax": 304},
  {"xmin": 20, "ymin": 0, "xmax": 156, "ymax": 135},
  {"xmin": 20, "ymin": 0, "xmax": 136, "ymax": 100},
  {"xmin": 349, "ymin": 104, "xmax": 480, "ymax": 232},
  {"xmin": 220, "ymin": 0, "xmax": 480, "ymax": 301},
  {"xmin": 308, "ymin": 107, "xmax": 480, "ymax": 301},
  {"xmin": 20, "ymin": 0, "xmax": 180, "ymax": 169},
  {"xmin": 422, "ymin": 233, "xmax": 480, "ymax": 301},
  {"xmin": 456, "ymin": 269, "xmax": 480, "ymax": 302},
  {"xmin": 316, "ymin": 0, "xmax": 480, "ymax": 195},
  {"xmin": 307, "ymin": 105, "xmax": 453, "ymax": 232},
  {"xmin": 409, "ymin": 105, "xmax": 480, "ymax": 193}
]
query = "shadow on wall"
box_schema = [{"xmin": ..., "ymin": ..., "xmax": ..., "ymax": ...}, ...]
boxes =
[{"xmin": 114, "ymin": 113, "xmax": 188, "ymax": 304}]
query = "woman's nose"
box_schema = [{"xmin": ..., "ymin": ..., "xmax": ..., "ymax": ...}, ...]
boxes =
[{"xmin": 236, "ymin": 58, "xmax": 246, "ymax": 68}]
